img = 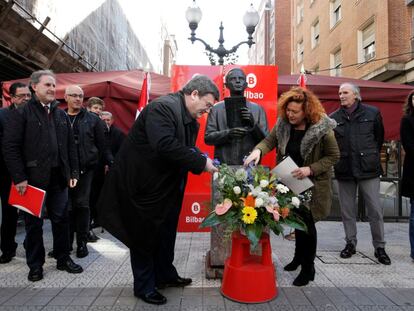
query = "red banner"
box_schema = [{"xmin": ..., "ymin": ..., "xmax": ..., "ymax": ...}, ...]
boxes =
[{"xmin": 171, "ymin": 65, "xmax": 278, "ymax": 232}]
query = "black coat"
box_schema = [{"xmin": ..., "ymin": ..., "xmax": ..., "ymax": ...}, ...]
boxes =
[
  {"xmin": 330, "ymin": 101, "xmax": 384, "ymax": 180},
  {"xmin": 0, "ymin": 106, "xmax": 15, "ymax": 184},
  {"xmin": 66, "ymin": 108, "xmax": 112, "ymax": 172},
  {"xmin": 2, "ymin": 97, "xmax": 79, "ymax": 189},
  {"xmin": 97, "ymin": 92, "xmax": 207, "ymax": 252},
  {"xmin": 401, "ymin": 114, "xmax": 414, "ymax": 198},
  {"xmin": 107, "ymin": 125, "xmax": 125, "ymax": 157}
]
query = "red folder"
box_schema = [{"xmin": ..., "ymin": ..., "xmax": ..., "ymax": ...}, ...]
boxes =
[{"xmin": 8, "ymin": 183, "xmax": 46, "ymax": 218}]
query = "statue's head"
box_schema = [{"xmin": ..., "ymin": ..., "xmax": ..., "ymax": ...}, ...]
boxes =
[{"xmin": 225, "ymin": 68, "xmax": 247, "ymax": 96}]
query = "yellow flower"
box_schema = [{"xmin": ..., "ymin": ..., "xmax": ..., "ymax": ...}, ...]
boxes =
[{"xmin": 242, "ymin": 206, "xmax": 257, "ymax": 224}]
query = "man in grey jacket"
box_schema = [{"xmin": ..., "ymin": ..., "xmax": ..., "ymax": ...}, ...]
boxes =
[{"xmin": 205, "ymin": 68, "xmax": 268, "ymax": 164}]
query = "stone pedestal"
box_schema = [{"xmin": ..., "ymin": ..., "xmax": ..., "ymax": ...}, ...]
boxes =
[{"xmin": 205, "ymin": 165, "xmax": 240, "ymax": 279}]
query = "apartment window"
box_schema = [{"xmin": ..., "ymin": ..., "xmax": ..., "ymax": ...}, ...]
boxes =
[
  {"xmin": 297, "ymin": 39, "xmax": 304, "ymax": 63},
  {"xmin": 311, "ymin": 19, "xmax": 320, "ymax": 48},
  {"xmin": 330, "ymin": 0, "xmax": 342, "ymax": 28},
  {"xmin": 362, "ymin": 22, "xmax": 375, "ymax": 61},
  {"xmin": 331, "ymin": 49, "xmax": 342, "ymax": 76},
  {"xmin": 297, "ymin": 2, "xmax": 304, "ymax": 24}
]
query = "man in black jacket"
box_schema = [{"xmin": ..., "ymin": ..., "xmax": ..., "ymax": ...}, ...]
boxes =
[
  {"xmin": 2, "ymin": 70, "xmax": 83, "ymax": 281},
  {"xmin": 330, "ymin": 82, "xmax": 391, "ymax": 265},
  {"xmin": 64, "ymin": 85, "xmax": 111, "ymax": 258},
  {"xmin": 97, "ymin": 75, "xmax": 219, "ymax": 305},
  {"xmin": 0, "ymin": 82, "xmax": 31, "ymax": 264}
]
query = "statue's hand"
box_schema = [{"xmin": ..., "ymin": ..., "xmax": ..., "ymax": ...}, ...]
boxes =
[
  {"xmin": 240, "ymin": 107, "xmax": 254, "ymax": 127},
  {"xmin": 229, "ymin": 127, "xmax": 248, "ymax": 139}
]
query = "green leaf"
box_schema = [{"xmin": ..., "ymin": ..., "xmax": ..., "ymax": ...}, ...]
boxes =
[
  {"xmin": 200, "ymin": 212, "xmax": 221, "ymax": 228},
  {"xmin": 268, "ymin": 221, "xmax": 283, "ymax": 235},
  {"xmin": 284, "ymin": 217, "xmax": 308, "ymax": 232},
  {"xmin": 245, "ymin": 223, "xmax": 263, "ymax": 249}
]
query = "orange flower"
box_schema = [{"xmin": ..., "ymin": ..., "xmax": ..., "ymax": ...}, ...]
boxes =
[
  {"xmin": 242, "ymin": 194, "xmax": 256, "ymax": 208},
  {"xmin": 279, "ymin": 207, "xmax": 290, "ymax": 219}
]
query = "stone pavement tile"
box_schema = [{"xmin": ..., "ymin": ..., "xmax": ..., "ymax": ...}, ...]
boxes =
[
  {"xmin": 59, "ymin": 287, "xmax": 84, "ymax": 296},
  {"xmin": 378, "ymin": 288, "xmax": 414, "ymax": 306},
  {"xmin": 88, "ymin": 306, "xmax": 112, "ymax": 311},
  {"xmin": 100, "ymin": 287, "xmax": 123, "ymax": 297},
  {"xmin": 203, "ymin": 306, "xmax": 226, "ymax": 311},
  {"xmin": 203, "ymin": 287, "xmax": 222, "ymax": 296},
  {"xmin": 203, "ymin": 293, "xmax": 225, "ymax": 306},
  {"xmin": 181, "ymin": 307, "xmax": 203, "ymax": 311},
  {"xmin": 65, "ymin": 307, "xmax": 89, "ymax": 311},
  {"xmin": 24, "ymin": 295, "xmax": 54, "ymax": 306},
  {"xmin": 70, "ymin": 296, "xmax": 96, "ymax": 306},
  {"xmin": 92, "ymin": 296, "xmax": 118, "ymax": 306},
  {"xmin": 2, "ymin": 294, "xmax": 33, "ymax": 306},
  {"xmin": 357, "ymin": 307, "xmax": 403, "ymax": 311},
  {"xmin": 246, "ymin": 303, "xmax": 272, "ymax": 310},
  {"xmin": 47, "ymin": 295, "xmax": 75, "ymax": 306},
  {"xmin": 269, "ymin": 305, "xmax": 295, "ymax": 311},
  {"xmin": 340, "ymin": 287, "xmax": 375, "ymax": 305},
  {"xmin": 113, "ymin": 296, "xmax": 137, "ymax": 307},
  {"xmin": 283, "ymin": 287, "xmax": 313, "ymax": 306},
  {"xmin": 18, "ymin": 287, "xmax": 43, "ymax": 296},
  {"xmin": 0, "ymin": 307, "xmax": 43, "ymax": 311},
  {"xmin": 401, "ymin": 307, "xmax": 414, "ymax": 311},
  {"xmin": 36, "ymin": 288, "xmax": 63, "ymax": 296},
  {"xmin": 79, "ymin": 287, "xmax": 102, "ymax": 297},
  {"xmin": 398, "ymin": 289, "xmax": 414, "ymax": 306},
  {"xmin": 358, "ymin": 288, "xmax": 396, "ymax": 305},
  {"xmin": 335, "ymin": 306, "xmax": 360, "ymax": 311},
  {"xmin": 224, "ymin": 299, "xmax": 249, "ymax": 311},
  {"xmin": 302, "ymin": 287, "xmax": 336, "ymax": 307},
  {"xmin": 320, "ymin": 287, "xmax": 355, "ymax": 306},
  {"xmin": 282, "ymin": 306, "xmax": 316, "ymax": 311},
  {"xmin": 120, "ymin": 287, "xmax": 134, "ymax": 297}
]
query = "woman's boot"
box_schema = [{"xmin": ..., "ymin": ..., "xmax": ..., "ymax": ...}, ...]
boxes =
[
  {"xmin": 284, "ymin": 257, "xmax": 301, "ymax": 271},
  {"xmin": 293, "ymin": 264, "xmax": 315, "ymax": 286}
]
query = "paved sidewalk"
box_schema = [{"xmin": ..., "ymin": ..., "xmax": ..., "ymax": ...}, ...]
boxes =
[{"xmin": 0, "ymin": 221, "xmax": 413, "ymax": 310}]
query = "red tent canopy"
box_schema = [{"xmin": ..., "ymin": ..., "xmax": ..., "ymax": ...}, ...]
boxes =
[
  {"xmin": 2, "ymin": 70, "xmax": 171, "ymax": 133},
  {"xmin": 278, "ymin": 74, "xmax": 414, "ymax": 140}
]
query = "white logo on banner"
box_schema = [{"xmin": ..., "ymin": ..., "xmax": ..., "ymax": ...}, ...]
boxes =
[
  {"xmin": 191, "ymin": 202, "xmax": 201, "ymax": 215},
  {"xmin": 246, "ymin": 73, "xmax": 257, "ymax": 88}
]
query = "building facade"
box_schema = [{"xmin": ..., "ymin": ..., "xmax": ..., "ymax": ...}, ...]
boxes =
[{"xmin": 291, "ymin": 0, "xmax": 414, "ymax": 84}]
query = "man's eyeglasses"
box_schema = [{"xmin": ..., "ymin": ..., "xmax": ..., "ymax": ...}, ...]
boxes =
[
  {"xmin": 13, "ymin": 93, "xmax": 31, "ymax": 99},
  {"xmin": 67, "ymin": 94, "xmax": 84, "ymax": 99}
]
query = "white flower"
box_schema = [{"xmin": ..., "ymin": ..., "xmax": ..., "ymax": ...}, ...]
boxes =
[
  {"xmin": 219, "ymin": 177, "xmax": 225, "ymax": 186},
  {"xmin": 235, "ymin": 168, "xmax": 248, "ymax": 181},
  {"xmin": 276, "ymin": 184, "xmax": 289, "ymax": 194},
  {"xmin": 291, "ymin": 197, "xmax": 300, "ymax": 208},
  {"xmin": 259, "ymin": 179, "xmax": 269, "ymax": 188},
  {"xmin": 250, "ymin": 186, "xmax": 262, "ymax": 197},
  {"xmin": 233, "ymin": 186, "xmax": 241, "ymax": 195},
  {"xmin": 213, "ymin": 172, "xmax": 219, "ymax": 181},
  {"xmin": 255, "ymin": 198, "xmax": 264, "ymax": 207},
  {"xmin": 257, "ymin": 191, "xmax": 269, "ymax": 200}
]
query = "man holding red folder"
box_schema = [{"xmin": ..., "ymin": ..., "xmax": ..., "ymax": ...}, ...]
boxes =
[{"xmin": 2, "ymin": 70, "xmax": 83, "ymax": 281}]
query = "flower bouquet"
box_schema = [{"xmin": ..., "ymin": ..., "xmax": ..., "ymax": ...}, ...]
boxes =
[{"xmin": 201, "ymin": 164, "xmax": 308, "ymax": 248}]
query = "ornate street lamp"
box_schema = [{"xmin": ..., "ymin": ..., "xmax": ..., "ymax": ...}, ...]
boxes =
[{"xmin": 185, "ymin": 0, "xmax": 260, "ymax": 65}]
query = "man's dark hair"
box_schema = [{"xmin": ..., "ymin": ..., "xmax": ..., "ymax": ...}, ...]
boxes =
[
  {"xmin": 30, "ymin": 70, "xmax": 55, "ymax": 85},
  {"xmin": 9, "ymin": 82, "xmax": 28, "ymax": 96},
  {"xmin": 182, "ymin": 75, "xmax": 219, "ymax": 101},
  {"xmin": 403, "ymin": 91, "xmax": 414, "ymax": 116},
  {"xmin": 87, "ymin": 97, "xmax": 105, "ymax": 108}
]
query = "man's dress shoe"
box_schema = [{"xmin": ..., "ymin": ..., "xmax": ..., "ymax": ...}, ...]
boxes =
[
  {"xmin": 28, "ymin": 267, "xmax": 43, "ymax": 282},
  {"xmin": 138, "ymin": 290, "xmax": 167, "ymax": 305},
  {"xmin": 157, "ymin": 276, "xmax": 192, "ymax": 289},
  {"xmin": 0, "ymin": 251, "xmax": 16, "ymax": 264},
  {"xmin": 56, "ymin": 257, "xmax": 83, "ymax": 273}
]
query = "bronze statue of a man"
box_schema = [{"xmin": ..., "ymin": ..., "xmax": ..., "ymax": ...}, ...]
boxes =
[{"xmin": 205, "ymin": 68, "xmax": 268, "ymax": 164}]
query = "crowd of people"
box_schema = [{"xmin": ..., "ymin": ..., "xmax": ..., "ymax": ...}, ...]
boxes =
[{"xmin": 0, "ymin": 68, "xmax": 413, "ymax": 306}]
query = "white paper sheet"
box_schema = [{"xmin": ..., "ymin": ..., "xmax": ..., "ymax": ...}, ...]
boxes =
[{"xmin": 270, "ymin": 156, "xmax": 314, "ymax": 195}]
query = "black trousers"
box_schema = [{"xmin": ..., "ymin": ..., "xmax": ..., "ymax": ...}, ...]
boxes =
[
  {"xmin": 89, "ymin": 165, "xmax": 105, "ymax": 226},
  {"xmin": 0, "ymin": 177, "xmax": 18, "ymax": 256},
  {"xmin": 294, "ymin": 208, "xmax": 317, "ymax": 268},
  {"xmin": 24, "ymin": 173, "xmax": 70, "ymax": 269},
  {"xmin": 69, "ymin": 170, "xmax": 94, "ymax": 244},
  {"xmin": 130, "ymin": 193, "xmax": 183, "ymax": 296}
]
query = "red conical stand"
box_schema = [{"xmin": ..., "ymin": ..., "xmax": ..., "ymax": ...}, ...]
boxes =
[{"xmin": 221, "ymin": 231, "xmax": 277, "ymax": 303}]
